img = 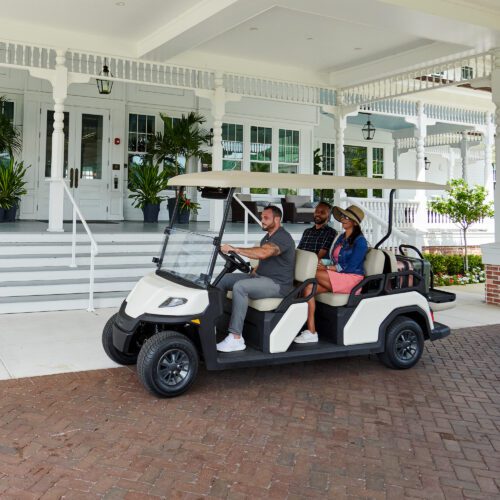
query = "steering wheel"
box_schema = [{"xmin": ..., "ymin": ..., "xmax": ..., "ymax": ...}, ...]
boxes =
[{"xmin": 218, "ymin": 249, "xmax": 251, "ymax": 274}]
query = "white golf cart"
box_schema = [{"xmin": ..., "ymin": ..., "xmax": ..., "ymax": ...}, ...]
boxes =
[{"xmin": 102, "ymin": 172, "xmax": 456, "ymax": 397}]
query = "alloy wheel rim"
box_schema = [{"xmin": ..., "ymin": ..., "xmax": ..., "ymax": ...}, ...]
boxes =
[
  {"xmin": 394, "ymin": 330, "xmax": 419, "ymax": 361},
  {"xmin": 157, "ymin": 348, "xmax": 191, "ymax": 387}
]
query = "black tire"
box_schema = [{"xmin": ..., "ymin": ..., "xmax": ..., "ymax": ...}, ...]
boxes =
[
  {"xmin": 137, "ymin": 331, "xmax": 199, "ymax": 398},
  {"xmin": 378, "ymin": 316, "xmax": 424, "ymax": 370},
  {"xmin": 102, "ymin": 313, "xmax": 138, "ymax": 365}
]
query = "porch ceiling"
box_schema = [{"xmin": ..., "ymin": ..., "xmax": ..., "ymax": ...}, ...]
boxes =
[{"xmin": 2, "ymin": 0, "xmax": 500, "ymax": 87}]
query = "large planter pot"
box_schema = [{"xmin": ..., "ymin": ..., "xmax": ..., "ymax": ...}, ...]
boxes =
[
  {"xmin": 167, "ymin": 197, "xmax": 191, "ymax": 224},
  {"xmin": 142, "ymin": 203, "xmax": 160, "ymax": 223},
  {"xmin": 0, "ymin": 207, "xmax": 5, "ymax": 222},
  {"xmin": 4, "ymin": 205, "xmax": 17, "ymax": 222}
]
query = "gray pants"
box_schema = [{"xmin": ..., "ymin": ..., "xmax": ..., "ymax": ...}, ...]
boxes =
[{"xmin": 217, "ymin": 274, "xmax": 284, "ymax": 335}]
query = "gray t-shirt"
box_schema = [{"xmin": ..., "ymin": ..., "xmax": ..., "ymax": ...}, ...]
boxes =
[{"xmin": 256, "ymin": 226, "xmax": 296, "ymax": 294}]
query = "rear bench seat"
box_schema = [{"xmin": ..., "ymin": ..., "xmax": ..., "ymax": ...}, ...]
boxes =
[
  {"xmin": 226, "ymin": 249, "xmax": 317, "ymax": 311},
  {"xmin": 316, "ymin": 249, "xmax": 386, "ymax": 307}
]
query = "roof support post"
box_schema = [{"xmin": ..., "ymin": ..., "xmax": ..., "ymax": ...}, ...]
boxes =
[
  {"xmin": 47, "ymin": 49, "xmax": 68, "ymax": 233},
  {"xmin": 460, "ymin": 130, "xmax": 469, "ymax": 183},
  {"xmin": 482, "ymin": 112, "xmax": 495, "ymax": 202},
  {"xmin": 197, "ymin": 72, "xmax": 241, "ymax": 232}
]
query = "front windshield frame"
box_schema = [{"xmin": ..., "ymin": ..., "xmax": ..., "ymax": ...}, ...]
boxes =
[{"xmin": 156, "ymin": 186, "xmax": 235, "ymax": 288}]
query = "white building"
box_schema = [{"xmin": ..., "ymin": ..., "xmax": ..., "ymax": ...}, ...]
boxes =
[{"xmin": 1, "ymin": 0, "xmax": 500, "ymax": 307}]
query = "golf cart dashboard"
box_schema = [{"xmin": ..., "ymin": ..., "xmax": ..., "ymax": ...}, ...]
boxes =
[{"xmin": 156, "ymin": 269, "xmax": 207, "ymax": 290}]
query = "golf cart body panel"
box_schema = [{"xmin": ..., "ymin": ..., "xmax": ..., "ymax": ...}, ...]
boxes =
[
  {"xmin": 342, "ymin": 291, "xmax": 432, "ymax": 345},
  {"xmin": 102, "ymin": 171, "xmax": 455, "ymax": 397},
  {"xmin": 124, "ymin": 271, "xmax": 209, "ymax": 318}
]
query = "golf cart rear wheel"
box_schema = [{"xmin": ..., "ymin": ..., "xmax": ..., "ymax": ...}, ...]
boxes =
[
  {"xmin": 378, "ymin": 316, "xmax": 424, "ymax": 370},
  {"xmin": 102, "ymin": 313, "xmax": 138, "ymax": 365},
  {"xmin": 137, "ymin": 331, "xmax": 199, "ymax": 398}
]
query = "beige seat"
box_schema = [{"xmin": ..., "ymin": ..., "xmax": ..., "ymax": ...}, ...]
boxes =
[
  {"xmin": 226, "ymin": 249, "xmax": 317, "ymax": 312},
  {"xmin": 316, "ymin": 248, "xmax": 386, "ymax": 307}
]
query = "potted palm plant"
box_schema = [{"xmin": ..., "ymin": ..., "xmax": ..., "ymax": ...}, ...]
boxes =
[
  {"xmin": 127, "ymin": 159, "xmax": 170, "ymax": 223},
  {"xmin": 149, "ymin": 111, "xmax": 211, "ymax": 223},
  {"xmin": 0, "ymin": 158, "xmax": 28, "ymax": 222}
]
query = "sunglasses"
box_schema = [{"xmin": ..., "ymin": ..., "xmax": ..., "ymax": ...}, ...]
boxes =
[{"xmin": 339, "ymin": 214, "xmax": 352, "ymax": 221}]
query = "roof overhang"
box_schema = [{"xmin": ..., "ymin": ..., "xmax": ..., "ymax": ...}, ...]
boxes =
[{"xmin": 168, "ymin": 171, "xmax": 448, "ymax": 190}]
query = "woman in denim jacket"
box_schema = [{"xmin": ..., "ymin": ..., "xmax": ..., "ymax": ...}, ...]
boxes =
[{"xmin": 294, "ymin": 205, "xmax": 368, "ymax": 344}]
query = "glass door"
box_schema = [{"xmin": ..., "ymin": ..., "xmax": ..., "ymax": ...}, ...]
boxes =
[{"xmin": 37, "ymin": 107, "xmax": 110, "ymax": 221}]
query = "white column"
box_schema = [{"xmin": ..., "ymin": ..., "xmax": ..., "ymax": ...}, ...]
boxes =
[
  {"xmin": 413, "ymin": 101, "xmax": 427, "ymax": 231},
  {"xmin": 483, "ymin": 112, "xmax": 495, "ymax": 201},
  {"xmin": 333, "ymin": 114, "xmax": 346, "ymax": 207},
  {"xmin": 209, "ymin": 72, "xmax": 225, "ymax": 232},
  {"xmin": 393, "ymin": 138, "xmax": 399, "ymax": 199},
  {"xmin": 460, "ymin": 130, "xmax": 469, "ymax": 182},
  {"xmin": 47, "ymin": 50, "xmax": 68, "ymax": 233},
  {"xmin": 448, "ymin": 147, "xmax": 457, "ymax": 181}
]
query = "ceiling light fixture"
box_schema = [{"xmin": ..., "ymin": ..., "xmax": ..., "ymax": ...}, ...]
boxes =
[
  {"xmin": 96, "ymin": 58, "xmax": 113, "ymax": 95},
  {"xmin": 360, "ymin": 112, "xmax": 376, "ymax": 141}
]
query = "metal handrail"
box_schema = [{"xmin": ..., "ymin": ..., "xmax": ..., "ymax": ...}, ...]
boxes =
[
  {"xmin": 60, "ymin": 180, "xmax": 99, "ymax": 312},
  {"xmin": 233, "ymin": 193, "xmax": 262, "ymax": 245}
]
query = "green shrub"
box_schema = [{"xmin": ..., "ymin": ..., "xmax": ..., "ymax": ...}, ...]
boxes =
[{"xmin": 424, "ymin": 252, "xmax": 483, "ymax": 276}]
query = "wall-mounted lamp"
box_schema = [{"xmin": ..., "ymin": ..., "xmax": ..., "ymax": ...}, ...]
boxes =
[
  {"xmin": 208, "ymin": 128, "xmax": 214, "ymax": 147},
  {"xmin": 424, "ymin": 157, "xmax": 431, "ymax": 170},
  {"xmin": 96, "ymin": 58, "xmax": 113, "ymax": 95}
]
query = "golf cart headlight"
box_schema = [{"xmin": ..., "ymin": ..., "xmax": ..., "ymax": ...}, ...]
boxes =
[{"xmin": 160, "ymin": 297, "xmax": 187, "ymax": 308}]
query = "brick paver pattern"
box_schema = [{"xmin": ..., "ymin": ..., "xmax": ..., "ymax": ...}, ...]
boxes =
[{"xmin": 0, "ymin": 325, "xmax": 499, "ymax": 499}]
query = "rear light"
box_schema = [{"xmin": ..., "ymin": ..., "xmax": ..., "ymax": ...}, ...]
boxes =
[{"xmin": 430, "ymin": 310, "xmax": 435, "ymax": 322}]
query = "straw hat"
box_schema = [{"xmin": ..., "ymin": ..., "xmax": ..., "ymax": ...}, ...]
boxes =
[{"xmin": 332, "ymin": 205, "xmax": 365, "ymax": 225}]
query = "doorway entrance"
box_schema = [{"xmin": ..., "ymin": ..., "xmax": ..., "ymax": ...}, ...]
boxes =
[{"xmin": 36, "ymin": 105, "xmax": 110, "ymax": 220}]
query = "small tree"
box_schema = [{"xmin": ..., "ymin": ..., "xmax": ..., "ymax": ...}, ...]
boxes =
[{"xmin": 428, "ymin": 179, "xmax": 494, "ymax": 271}]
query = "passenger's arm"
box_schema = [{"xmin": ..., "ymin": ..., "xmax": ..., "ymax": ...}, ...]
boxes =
[{"xmin": 317, "ymin": 248, "xmax": 328, "ymax": 259}]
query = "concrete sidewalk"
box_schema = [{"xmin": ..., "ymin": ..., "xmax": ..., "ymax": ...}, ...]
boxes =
[{"xmin": 0, "ymin": 284, "xmax": 498, "ymax": 380}]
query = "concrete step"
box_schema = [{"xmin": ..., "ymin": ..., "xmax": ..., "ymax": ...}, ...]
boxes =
[
  {"xmin": 0, "ymin": 277, "xmax": 142, "ymax": 297},
  {"xmin": 0, "ymin": 291, "xmax": 127, "ymax": 314}
]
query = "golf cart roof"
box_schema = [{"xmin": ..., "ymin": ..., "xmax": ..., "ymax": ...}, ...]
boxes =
[{"xmin": 168, "ymin": 171, "xmax": 448, "ymax": 190}]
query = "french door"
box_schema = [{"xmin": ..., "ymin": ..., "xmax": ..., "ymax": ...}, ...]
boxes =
[{"xmin": 37, "ymin": 105, "xmax": 110, "ymax": 220}]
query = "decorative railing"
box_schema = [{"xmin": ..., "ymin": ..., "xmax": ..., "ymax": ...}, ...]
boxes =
[
  {"xmin": 67, "ymin": 50, "xmax": 214, "ymax": 90},
  {"xmin": 223, "ymin": 72, "xmax": 336, "ymax": 105},
  {"xmin": 0, "ymin": 40, "xmax": 56, "ymax": 69},
  {"xmin": 360, "ymin": 99, "xmax": 417, "ymax": 116},
  {"xmin": 61, "ymin": 180, "xmax": 99, "ymax": 312},
  {"xmin": 424, "ymin": 105, "xmax": 487, "ymax": 125},
  {"xmin": 341, "ymin": 197, "xmax": 410, "ymax": 249},
  {"xmin": 397, "ymin": 131, "xmax": 483, "ymax": 151},
  {"xmin": 341, "ymin": 52, "xmax": 493, "ymax": 105}
]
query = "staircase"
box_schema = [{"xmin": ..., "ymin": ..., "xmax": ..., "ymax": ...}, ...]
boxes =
[{"xmin": 0, "ymin": 230, "xmax": 301, "ymax": 314}]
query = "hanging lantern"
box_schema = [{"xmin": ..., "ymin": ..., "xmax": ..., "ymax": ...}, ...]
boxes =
[
  {"xmin": 96, "ymin": 58, "xmax": 113, "ymax": 95},
  {"xmin": 362, "ymin": 117, "xmax": 376, "ymax": 141}
]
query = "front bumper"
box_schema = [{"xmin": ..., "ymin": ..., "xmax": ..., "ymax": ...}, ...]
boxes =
[{"xmin": 429, "ymin": 321, "xmax": 451, "ymax": 341}]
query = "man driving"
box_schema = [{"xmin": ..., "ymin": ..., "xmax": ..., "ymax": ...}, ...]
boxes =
[{"xmin": 216, "ymin": 205, "xmax": 295, "ymax": 353}]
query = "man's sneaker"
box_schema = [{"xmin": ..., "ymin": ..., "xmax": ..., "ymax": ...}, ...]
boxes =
[
  {"xmin": 293, "ymin": 330, "xmax": 318, "ymax": 344},
  {"xmin": 217, "ymin": 334, "xmax": 246, "ymax": 352}
]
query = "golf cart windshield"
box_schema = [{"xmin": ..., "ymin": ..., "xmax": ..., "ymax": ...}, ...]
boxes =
[{"xmin": 159, "ymin": 226, "xmax": 216, "ymax": 288}]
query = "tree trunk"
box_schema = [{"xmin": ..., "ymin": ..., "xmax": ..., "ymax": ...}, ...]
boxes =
[{"xmin": 463, "ymin": 228, "xmax": 468, "ymax": 273}]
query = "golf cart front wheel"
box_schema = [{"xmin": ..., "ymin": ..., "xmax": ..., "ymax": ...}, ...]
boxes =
[
  {"xmin": 137, "ymin": 331, "xmax": 199, "ymax": 398},
  {"xmin": 102, "ymin": 313, "xmax": 138, "ymax": 365},
  {"xmin": 378, "ymin": 316, "xmax": 424, "ymax": 370}
]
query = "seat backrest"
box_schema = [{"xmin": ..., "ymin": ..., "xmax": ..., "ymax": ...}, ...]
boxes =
[
  {"xmin": 364, "ymin": 249, "xmax": 385, "ymax": 276},
  {"xmin": 285, "ymin": 194, "xmax": 310, "ymax": 207},
  {"xmin": 295, "ymin": 249, "xmax": 317, "ymax": 282}
]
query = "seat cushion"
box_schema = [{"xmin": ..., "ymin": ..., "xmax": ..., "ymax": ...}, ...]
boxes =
[
  {"xmin": 316, "ymin": 292, "xmax": 350, "ymax": 307},
  {"xmin": 364, "ymin": 249, "xmax": 385, "ymax": 276},
  {"xmin": 226, "ymin": 291, "xmax": 283, "ymax": 311},
  {"xmin": 285, "ymin": 194, "xmax": 310, "ymax": 207},
  {"xmin": 295, "ymin": 249, "xmax": 317, "ymax": 282}
]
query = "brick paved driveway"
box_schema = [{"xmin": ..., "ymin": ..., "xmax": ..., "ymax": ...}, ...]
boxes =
[{"xmin": 0, "ymin": 324, "xmax": 499, "ymax": 499}]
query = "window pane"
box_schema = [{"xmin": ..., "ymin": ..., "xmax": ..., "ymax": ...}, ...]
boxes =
[
  {"xmin": 278, "ymin": 164, "xmax": 297, "ymax": 195},
  {"xmin": 80, "ymin": 114, "xmax": 103, "ymax": 180},
  {"xmin": 222, "ymin": 160, "xmax": 241, "ymax": 171},
  {"xmin": 129, "ymin": 114, "xmax": 137, "ymax": 133},
  {"xmin": 147, "ymin": 115, "xmax": 155, "ymax": 134},
  {"xmin": 250, "ymin": 161, "xmax": 270, "ymax": 194},
  {"xmin": 138, "ymin": 114, "xmax": 146, "ymax": 133},
  {"xmin": 223, "ymin": 123, "xmax": 243, "ymax": 161},
  {"xmin": 345, "ymin": 145, "xmax": 367, "ymax": 198},
  {"xmin": 279, "ymin": 128, "xmax": 299, "ymax": 163},
  {"xmin": 250, "ymin": 126, "xmax": 272, "ymax": 162},
  {"xmin": 45, "ymin": 111, "xmax": 70, "ymax": 178}
]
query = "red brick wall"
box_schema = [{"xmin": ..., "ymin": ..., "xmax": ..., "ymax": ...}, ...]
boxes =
[
  {"xmin": 485, "ymin": 264, "xmax": 500, "ymax": 306},
  {"xmin": 423, "ymin": 246, "xmax": 482, "ymax": 256}
]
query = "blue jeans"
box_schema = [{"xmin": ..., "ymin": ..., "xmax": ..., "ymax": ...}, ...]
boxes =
[{"xmin": 217, "ymin": 274, "xmax": 283, "ymax": 335}]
